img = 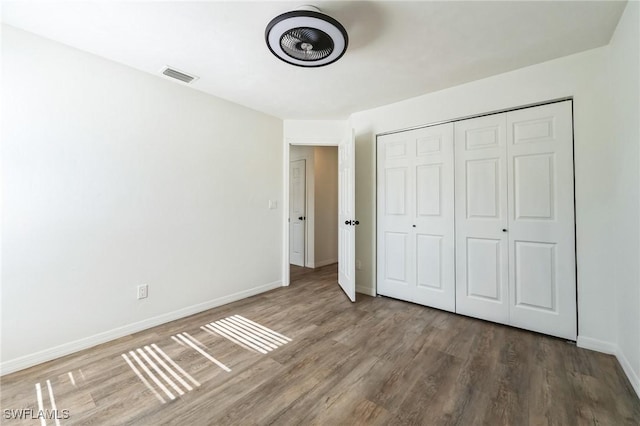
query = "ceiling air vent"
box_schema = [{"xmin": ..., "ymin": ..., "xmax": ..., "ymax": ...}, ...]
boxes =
[{"xmin": 161, "ymin": 66, "xmax": 198, "ymax": 84}]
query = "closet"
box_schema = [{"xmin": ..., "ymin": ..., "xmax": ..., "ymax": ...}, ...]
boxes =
[{"xmin": 377, "ymin": 100, "xmax": 576, "ymax": 340}]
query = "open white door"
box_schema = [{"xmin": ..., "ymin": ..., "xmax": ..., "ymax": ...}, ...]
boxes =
[{"xmin": 338, "ymin": 129, "xmax": 356, "ymax": 302}]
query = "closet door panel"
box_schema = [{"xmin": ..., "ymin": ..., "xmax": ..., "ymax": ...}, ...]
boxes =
[
  {"xmin": 377, "ymin": 134, "xmax": 414, "ymax": 300},
  {"xmin": 507, "ymin": 101, "xmax": 576, "ymax": 340},
  {"xmin": 466, "ymin": 237, "xmax": 503, "ymax": 301},
  {"xmin": 466, "ymin": 158, "xmax": 500, "ymax": 218},
  {"xmin": 455, "ymin": 114, "xmax": 509, "ymax": 324},
  {"xmin": 384, "ymin": 232, "xmax": 409, "ymax": 283},
  {"xmin": 413, "ymin": 123, "xmax": 455, "ymax": 311},
  {"xmin": 416, "ymin": 234, "xmax": 442, "ymax": 289},
  {"xmin": 416, "ymin": 164, "xmax": 441, "ymax": 216},
  {"xmin": 377, "ymin": 123, "xmax": 455, "ymax": 311}
]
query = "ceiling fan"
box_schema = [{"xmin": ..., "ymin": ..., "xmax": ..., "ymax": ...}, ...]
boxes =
[{"xmin": 265, "ymin": 5, "xmax": 349, "ymax": 68}]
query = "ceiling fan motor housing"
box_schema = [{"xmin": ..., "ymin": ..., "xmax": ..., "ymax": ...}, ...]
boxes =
[{"xmin": 265, "ymin": 7, "xmax": 349, "ymax": 67}]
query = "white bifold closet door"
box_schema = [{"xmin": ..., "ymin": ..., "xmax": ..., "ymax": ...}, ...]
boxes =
[
  {"xmin": 506, "ymin": 102, "xmax": 576, "ymax": 339},
  {"xmin": 377, "ymin": 123, "xmax": 455, "ymax": 312},
  {"xmin": 455, "ymin": 101, "xmax": 576, "ymax": 340},
  {"xmin": 454, "ymin": 114, "xmax": 510, "ymax": 324}
]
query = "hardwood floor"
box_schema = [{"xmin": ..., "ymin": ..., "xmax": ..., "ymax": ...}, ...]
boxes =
[{"xmin": 2, "ymin": 264, "xmax": 639, "ymax": 425}]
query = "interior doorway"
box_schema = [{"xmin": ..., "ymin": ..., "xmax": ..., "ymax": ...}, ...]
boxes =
[{"xmin": 289, "ymin": 145, "xmax": 339, "ymax": 284}]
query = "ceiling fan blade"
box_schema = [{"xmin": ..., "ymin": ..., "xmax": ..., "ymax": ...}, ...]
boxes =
[{"xmin": 280, "ymin": 27, "xmax": 334, "ymax": 61}]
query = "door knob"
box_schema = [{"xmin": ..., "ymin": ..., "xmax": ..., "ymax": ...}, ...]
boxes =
[
  {"xmin": 502, "ymin": 229, "xmax": 508, "ymax": 232},
  {"xmin": 354, "ymin": 220, "xmax": 360, "ymax": 225},
  {"xmin": 345, "ymin": 220, "xmax": 352, "ymax": 225},
  {"xmin": 299, "ymin": 216, "xmax": 306, "ymax": 221}
]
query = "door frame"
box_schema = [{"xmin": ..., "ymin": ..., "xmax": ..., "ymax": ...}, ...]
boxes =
[{"xmin": 282, "ymin": 137, "xmax": 344, "ymax": 286}]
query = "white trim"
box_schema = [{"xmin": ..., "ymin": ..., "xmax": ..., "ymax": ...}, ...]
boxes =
[
  {"xmin": 0, "ymin": 280, "xmax": 282, "ymax": 376},
  {"xmin": 286, "ymin": 137, "xmax": 342, "ymax": 146},
  {"xmin": 304, "ymin": 157, "xmax": 315, "ymax": 268},
  {"xmin": 576, "ymin": 336, "xmax": 617, "ymax": 354},
  {"xmin": 282, "ymin": 141, "xmax": 290, "ymax": 286},
  {"xmin": 375, "ymin": 97, "xmax": 574, "ymax": 137},
  {"xmin": 616, "ymin": 346, "xmax": 640, "ymax": 399},
  {"xmin": 315, "ymin": 258, "xmax": 338, "ymax": 268}
]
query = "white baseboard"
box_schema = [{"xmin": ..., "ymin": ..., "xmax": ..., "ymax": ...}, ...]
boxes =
[
  {"xmin": 315, "ymin": 258, "xmax": 338, "ymax": 268},
  {"xmin": 615, "ymin": 346, "xmax": 640, "ymax": 399},
  {"xmin": 0, "ymin": 280, "xmax": 282, "ymax": 376},
  {"xmin": 576, "ymin": 336, "xmax": 617, "ymax": 354},
  {"xmin": 577, "ymin": 336, "xmax": 640, "ymax": 399}
]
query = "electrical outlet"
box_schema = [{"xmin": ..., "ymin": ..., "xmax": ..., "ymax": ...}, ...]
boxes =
[{"xmin": 137, "ymin": 284, "xmax": 148, "ymax": 300}]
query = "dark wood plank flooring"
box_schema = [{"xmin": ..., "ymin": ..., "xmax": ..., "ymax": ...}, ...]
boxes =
[{"xmin": 1, "ymin": 264, "xmax": 638, "ymax": 425}]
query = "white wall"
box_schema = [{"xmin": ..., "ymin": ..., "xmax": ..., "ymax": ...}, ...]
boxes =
[
  {"xmin": 352, "ymin": 45, "xmax": 613, "ymax": 350},
  {"xmin": 1, "ymin": 26, "xmax": 283, "ymax": 374},
  {"xmin": 313, "ymin": 147, "xmax": 338, "ymax": 267},
  {"xmin": 284, "ymin": 120, "xmax": 348, "ymax": 145},
  {"xmin": 608, "ymin": 1, "xmax": 640, "ymax": 397}
]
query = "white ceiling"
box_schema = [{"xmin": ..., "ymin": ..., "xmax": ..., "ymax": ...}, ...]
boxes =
[{"xmin": 2, "ymin": 1, "xmax": 627, "ymax": 119}]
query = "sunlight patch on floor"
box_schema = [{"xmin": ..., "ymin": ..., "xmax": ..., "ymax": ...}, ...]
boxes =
[{"xmin": 203, "ymin": 315, "xmax": 291, "ymax": 354}]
